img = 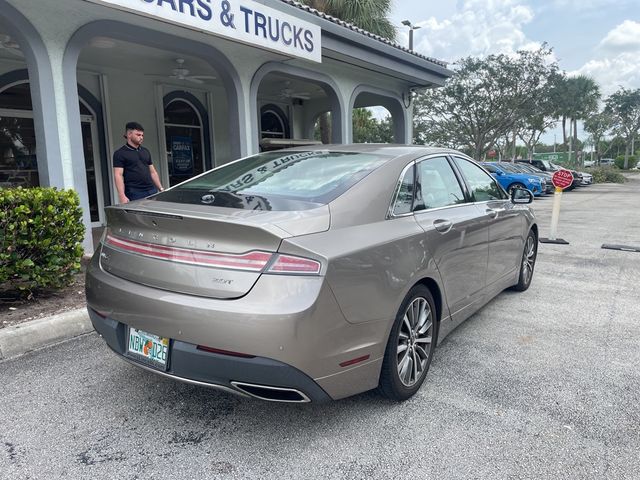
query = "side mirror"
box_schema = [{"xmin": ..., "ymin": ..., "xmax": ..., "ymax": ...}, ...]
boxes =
[{"xmin": 511, "ymin": 188, "xmax": 533, "ymax": 204}]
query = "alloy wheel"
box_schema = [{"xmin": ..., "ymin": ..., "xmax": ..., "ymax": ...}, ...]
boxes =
[
  {"xmin": 397, "ymin": 297, "xmax": 433, "ymax": 387},
  {"xmin": 521, "ymin": 234, "xmax": 536, "ymax": 285}
]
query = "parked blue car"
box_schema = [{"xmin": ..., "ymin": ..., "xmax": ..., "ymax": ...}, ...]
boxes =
[{"xmin": 481, "ymin": 162, "xmax": 544, "ymax": 196}]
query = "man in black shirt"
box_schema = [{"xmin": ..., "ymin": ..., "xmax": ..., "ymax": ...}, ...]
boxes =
[{"xmin": 113, "ymin": 122, "xmax": 164, "ymax": 203}]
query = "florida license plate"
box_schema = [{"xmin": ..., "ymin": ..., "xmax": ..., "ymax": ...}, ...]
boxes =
[{"xmin": 127, "ymin": 327, "xmax": 170, "ymax": 370}]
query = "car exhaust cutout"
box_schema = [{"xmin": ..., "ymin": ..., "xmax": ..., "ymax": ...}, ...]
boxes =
[{"xmin": 230, "ymin": 381, "xmax": 311, "ymax": 403}]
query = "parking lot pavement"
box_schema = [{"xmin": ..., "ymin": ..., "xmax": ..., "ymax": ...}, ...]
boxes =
[{"xmin": 0, "ymin": 177, "xmax": 639, "ymax": 479}]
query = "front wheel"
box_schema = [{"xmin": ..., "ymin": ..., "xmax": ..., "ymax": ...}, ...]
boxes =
[
  {"xmin": 511, "ymin": 230, "xmax": 537, "ymax": 291},
  {"xmin": 378, "ymin": 285, "xmax": 438, "ymax": 401}
]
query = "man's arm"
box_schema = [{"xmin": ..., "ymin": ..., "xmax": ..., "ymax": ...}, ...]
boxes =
[
  {"xmin": 113, "ymin": 167, "xmax": 129, "ymax": 204},
  {"xmin": 149, "ymin": 164, "xmax": 164, "ymax": 192}
]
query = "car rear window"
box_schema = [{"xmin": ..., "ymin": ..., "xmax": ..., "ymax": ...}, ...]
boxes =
[{"xmin": 152, "ymin": 150, "xmax": 390, "ymax": 210}]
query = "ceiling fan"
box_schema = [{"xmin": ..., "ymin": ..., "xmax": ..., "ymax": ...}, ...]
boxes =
[
  {"xmin": 147, "ymin": 58, "xmax": 216, "ymax": 84},
  {"xmin": 279, "ymin": 81, "xmax": 311, "ymax": 100},
  {"xmin": 0, "ymin": 34, "xmax": 22, "ymax": 57}
]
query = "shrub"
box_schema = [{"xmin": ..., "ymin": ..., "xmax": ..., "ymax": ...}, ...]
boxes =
[
  {"xmin": 0, "ymin": 187, "xmax": 84, "ymax": 298},
  {"xmin": 590, "ymin": 167, "xmax": 626, "ymax": 184},
  {"xmin": 614, "ymin": 155, "xmax": 638, "ymax": 169}
]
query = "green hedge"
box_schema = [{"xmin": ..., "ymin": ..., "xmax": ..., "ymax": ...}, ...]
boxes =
[
  {"xmin": 614, "ymin": 155, "xmax": 638, "ymax": 170},
  {"xmin": 0, "ymin": 187, "xmax": 84, "ymax": 298},
  {"xmin": 590, "ymin": 167, "xmax": 626, "ymax": 184}
]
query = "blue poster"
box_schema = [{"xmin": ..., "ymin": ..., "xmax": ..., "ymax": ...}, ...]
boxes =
[{"xmin": 170, "ymin": 136, "xmax": 193, "ymax": 175}]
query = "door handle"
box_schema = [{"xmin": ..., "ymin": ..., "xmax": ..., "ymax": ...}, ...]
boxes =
[
  {"xmin": 485, "ymin": 209, "xmax": 499, "ymax": 219},
  {"xmin": 433, "ymin": 219, "xmax": 453, "ymax": 233}
]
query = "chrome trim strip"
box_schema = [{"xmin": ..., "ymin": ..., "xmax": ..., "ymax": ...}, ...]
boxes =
[
  {"xmin": 231, "ymin": 381, "xmax": 311, "ymax": 403},
  {"xmin": 118, "ymin": 356, "xmax": 251, "ymax": 399}
]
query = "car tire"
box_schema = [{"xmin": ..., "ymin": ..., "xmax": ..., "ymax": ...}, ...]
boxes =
[
  {"xmin": 378, "ymin": 285, "xmax": 438, "ymax": 401},
  {"xmin": 511, "ymin": 230, "xmax": 537, "ymax": 292},
  {"xmin": 508, "ymin": 182, "xmax": 526, "ymax": 195}
]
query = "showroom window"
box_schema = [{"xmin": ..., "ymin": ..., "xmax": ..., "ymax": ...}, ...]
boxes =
[
  {"xmin": 260, "ymin": 104, "xmax": 290, "ymax": 140},
  {"xmin": 164, "ymin": 99, "xmax": 205, "ymax": 187},
  {"xmin": 0, "ymin": 83, "xmax": 38, "ymax": 187}
]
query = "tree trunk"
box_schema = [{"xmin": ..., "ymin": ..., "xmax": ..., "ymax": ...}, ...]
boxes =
[
  {"xmin": 624, "ymin": 141, "xmax": 629, "ymax": 169},
  {"xmin": 562, "ymin": 116, "xmax": 568, "ymax": 150},
  {"xmin": 474, "ymin": 142, "xmax": 483, "ymax": 161},
  {"xmin": 573, "ymin": 118, "xmax": 579, "ymax": 166},
  {"xmin": 319, "ymin": 112, "xmax": 331, "ymax": 144}
]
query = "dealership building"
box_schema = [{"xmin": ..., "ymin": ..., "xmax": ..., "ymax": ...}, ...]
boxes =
[{"xmin": 0, "ymin": 0, "xmax": 451, "ymax": 252}]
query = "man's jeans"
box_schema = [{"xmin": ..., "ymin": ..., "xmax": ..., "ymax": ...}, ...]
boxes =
[{"xmin": 125, "ymin": 187, "xmax": 158, "ymax": 201}]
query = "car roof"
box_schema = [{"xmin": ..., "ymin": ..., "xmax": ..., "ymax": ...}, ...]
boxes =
[{"xmin": 276, "ymin": 143, "xmax": 466, "ymax": 158}]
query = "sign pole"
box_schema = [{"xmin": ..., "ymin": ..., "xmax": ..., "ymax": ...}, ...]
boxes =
[
  {"xmin": 540, "ymin": 169, "xmax": 573, "ymax": 245},
  {"xmin": 548, "ymin": 187, "xmax": 563, "ymax": 240}
]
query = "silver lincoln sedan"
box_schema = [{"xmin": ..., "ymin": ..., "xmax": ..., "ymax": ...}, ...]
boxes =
[{"xmin": 86, "ymin": 145, "xmax": 538, "ymax": 403}]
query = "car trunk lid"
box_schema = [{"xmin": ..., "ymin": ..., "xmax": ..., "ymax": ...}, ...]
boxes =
[{"xmin": 98, "ymin": 203, "xmax": 329, "ymax": 299}]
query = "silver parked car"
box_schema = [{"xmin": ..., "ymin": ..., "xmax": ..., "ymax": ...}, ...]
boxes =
[{"xmin": 86, "ymin": 145, "xmax": 538, "ymax": 403}]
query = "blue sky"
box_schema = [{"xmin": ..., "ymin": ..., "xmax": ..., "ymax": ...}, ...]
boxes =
[{"xmin": 389, "ymin": 0, "xmax": 639, "ymax": 144}]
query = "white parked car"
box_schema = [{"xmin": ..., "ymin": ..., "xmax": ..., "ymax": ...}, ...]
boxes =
[{"xmin": 579, "ymin": 172, "xmax": 593, "ymax": 185}]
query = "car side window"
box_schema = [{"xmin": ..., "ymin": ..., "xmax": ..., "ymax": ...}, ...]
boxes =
[
  {"xmin": 414, "ymin": 156, "xmax": 466, "ymax": 211},
  {"xmin": 453, "ymin": 157, "xmax": 506, "ymax": 201},
  {"xmin": 392, "ymin": 163, "xmax": 415, "ymax": 215}
]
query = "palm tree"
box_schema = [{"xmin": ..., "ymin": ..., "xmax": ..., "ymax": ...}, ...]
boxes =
[
  {"xmin": 300, "ymin": 0, "xmax": 396, "ymax": 41},
  {"xmin": 300, "ymin": 0, "xmax": 397, "ymax": 143},
  {"xmin": 567, "ymin": 76, "xmax": 600, "ymax": 157},
  {"xmin": 551, "ymin": 75, "xmax": 600, "ymax": 162}
]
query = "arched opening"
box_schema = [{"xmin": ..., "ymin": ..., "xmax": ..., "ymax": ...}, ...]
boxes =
[
  {"xmin": 251, "ymin": 65, "xmax": 345, "ymax": 152},
  {"xmin": 350, "ymin": 87, "xmax": 408, "ymax": 144},
  {"xmin": 352, "ymin": 106, "xmax": 394, "ymax": 143},
  {"xmin": 260, "ymin": 103, "xmax": 290, "ymax": 142},
  {"xmin": 0, "ymin": 73, "xmax": 108, "ymax": 225}
]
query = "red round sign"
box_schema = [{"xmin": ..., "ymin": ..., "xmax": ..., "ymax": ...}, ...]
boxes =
[{"xmin": 552, "ymin": 169, "xmax": 574, "ymax": 190}]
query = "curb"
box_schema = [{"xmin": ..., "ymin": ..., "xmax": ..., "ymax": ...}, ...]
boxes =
[{"xmin": 0, "ymin": 308, "xmax": 93, "ymax": 361}]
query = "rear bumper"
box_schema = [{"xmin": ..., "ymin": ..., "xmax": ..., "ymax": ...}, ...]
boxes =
[
  {"xmin": 89, "ymin": 309, "xmax": 330, "ymax": 402},
  {"xmin": 86, "ymin": 251, "xmax": 387, "ymax": 401}
]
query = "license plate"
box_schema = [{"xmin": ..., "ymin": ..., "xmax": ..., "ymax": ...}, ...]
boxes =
[{"xmin": 127, "ymin": 327, "xmax": 170, "ymax": 370}]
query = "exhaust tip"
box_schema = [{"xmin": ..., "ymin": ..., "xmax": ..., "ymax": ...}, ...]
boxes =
[{"xmin": 231, "ymin": 381, "xmax": 310, "ymax": 403}]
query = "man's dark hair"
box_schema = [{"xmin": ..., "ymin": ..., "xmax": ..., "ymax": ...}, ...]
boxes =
[{"xmin": 125, "ymin": 121, "xmax": 144, "ymax": 132}]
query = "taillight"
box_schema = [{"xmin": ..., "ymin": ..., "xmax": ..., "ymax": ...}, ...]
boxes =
[
  {"xmin": 105, "ymin": 234, "xmax": 272, "ymax": 271},
  {"xmin": 266, "ymin": 254, "xmax": 321, "ymax": 275},
  {"xmin": 104, "ymin": 234, "xmax": 322, "ymax": 275}
]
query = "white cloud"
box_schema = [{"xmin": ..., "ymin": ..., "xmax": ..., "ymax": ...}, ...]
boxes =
[
  {"xmin": 574, "ymin": 21, "xmax": 640, "ymax": 96},
  {"xmin": 575, "ymin": 53, "xmax": 640, "ymax": 97},
  {"xmin": 409, "ymin": 0, "xmax": 537, "ymax": 62},
  {"xmin": 552, "ymin": 0, "xmax": 634, "ymax": 9},
  {"xmin": 598, "ymin": 19, "xmax": 640, "ymax": 53}
]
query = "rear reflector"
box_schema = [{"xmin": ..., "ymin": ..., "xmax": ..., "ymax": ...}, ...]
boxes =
[
  {"xmin": 339, "ymin": 355, "xmax": 371, "ymax": 368},
  {"xmin": 89, "ymin": 308, "xmax": 108, "ymax": 319},
  {"xmin": 196, "ymin": 345, "xmax": 255, "ymax": 358},
  {"xmin": 105, "ymin": 234, "xmax": 272, "ymax": 271}
]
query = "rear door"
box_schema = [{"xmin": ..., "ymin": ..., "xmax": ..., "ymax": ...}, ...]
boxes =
[
  {"xmin": 452, "ymin": 156, "xmax": 524, "ymax": 289},
  {"xmin": 411, "ymin": 156, "xmax": 489, "ymax": 321}
]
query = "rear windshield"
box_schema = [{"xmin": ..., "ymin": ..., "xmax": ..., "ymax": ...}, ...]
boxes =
[{"xmin": 152, "ymin": 150, "xmax": 390, "ymax": 210}]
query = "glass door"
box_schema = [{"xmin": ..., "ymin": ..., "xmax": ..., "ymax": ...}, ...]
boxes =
[{"xmin": 80, "ymin": 117, "xmax": 104, "ymax": 225}]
